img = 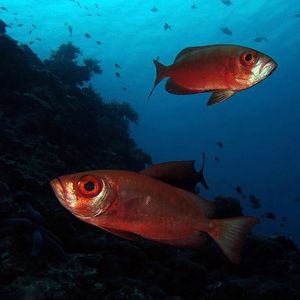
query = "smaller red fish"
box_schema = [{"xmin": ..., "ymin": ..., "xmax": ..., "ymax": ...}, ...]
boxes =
[{"xmin": 148, "ymin": 44, "xmax": 277, "ymax": 105}]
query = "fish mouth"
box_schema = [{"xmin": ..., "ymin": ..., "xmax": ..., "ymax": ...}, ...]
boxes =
[
  {"xmin": 260, "ymin": 59, "xmax": 277, "ymax": 77},
  {"xmin": 50, "ymin": 178, "xmax": 67, "ymax": 207}
]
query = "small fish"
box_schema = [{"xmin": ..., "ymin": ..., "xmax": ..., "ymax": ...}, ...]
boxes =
[
  {"xmin": 84, "ymin": 33, "xmax": 91, "ymax": 38},
  {"xmin": 221, "ymin": 0, "xmax": 232, "ymax": 6},
  {"xmin": 50, "ymin": 168, "xmax": 259, "ymax": 264},
  {"xmin": 241, "ymin": 194, "xmax": 246, "ymax": 199},
  {"xmin": 191, "ymin": 4, "xmax": 197, "ymax": 9},
  {"xmin": 32, "ymin": 24, "xmax": 37, "ymax": 29},
  {"xmin": 164, "ymin": 23, "xmax": 171, "ymax": 31},
  {"xmin": 215, "ymin": 156, "xmax": 220, "ymax": 162},
  {"xmin": 282, "ymin": 216, "xmax": 287, "ymax": 222},
  {"xmin": 17, "ymin": 24, "xmax": 24, "ymax": 27},
  {"xmin": 29, "ymin": 30, "xmax": 32, "ymax": 35},
  {"xmin": 221, "ymin": 27, "xmax": 232, "ymax": 35},
  {"xmin": 249, "ymin": 194, "xmax": 260, "ymax": 209},
  {"xmin": 156, "ymin": 56, "xmax": 160, "ymax": 60},
  {"xmin": 148, "ymin": 44, "xmax": 277, "ymax": 105},
  {"xmin": 254, "ymin": 37, "xmax": 268, "ymax": 43},
  {"xmin": 64, "ymin": 22, "xmax": 68, "ymax": 26},
  {"xmin": 86, "ymin": 13, "xmax": 92, "ymax": 16},
  {"xmin": 217, "ymin": 141, "xmax": 223, "ymax": 148},
  {"xmin": 265, "ymin": 212, "xmax": 276, "ymax": 220},
  {"xmin": 96, "ymin": 13, "xmax": 100, "ymax": 17},
  {"xmin": 235, "ymin": 186, "xmax": 242, "ymax": 194},
  {"xmin": 151, "ymin": 7, "xmax": 158, "ymax": 13},
  {"xmin": 96, "ymin": 41, "xmax": 101, "ymax": 45},
  {"xmin": 68, "ymin": 25, "xmax": 73, "ymax": 36},
  {"xmin": 122, "ymin": 87, "xmax": 127, "ymax": 90},
  {"xmin": 296, "ymin": 13, "xmax": 300, "ymax": 18},
  {"xmin": 0, "ymin": 6, "xmax": 7, "ymax": 11},
  {"xmin": 35, "ymin": 37, "xmax": 42, "ymax": 41},
  {"xmin": 115, "ymin": 72, "xmax": 120, "ymax": 78},
  {"xmin": 84, "ymin": 6, "xmax": 89, "ymax": 10},
  {"xmin": 29, "ymin": 41, "xmax": 34, "ymax": 45},
  {"xmin": 115, "ymin": 63, "xmax": 120, "ymax": 68},
  {"xmin": 95, "ymin": 3, "xmax": 99, "ymax": 9},
  {"xmin": 13, "ymin": 13, "xmax": 18, "ymax": 15},
  {"xmin": 295, "ymin": 197, "xmax": 299, "ymax": 202}
]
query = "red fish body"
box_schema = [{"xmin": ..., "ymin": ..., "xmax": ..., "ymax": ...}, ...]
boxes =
[
  {"xmin": 148, "ymin": 44, "xmax": 277, "ymax": 105},
  {"xmin": 51, "ymin": 169, "xmax": 259, "ymax": 263}
]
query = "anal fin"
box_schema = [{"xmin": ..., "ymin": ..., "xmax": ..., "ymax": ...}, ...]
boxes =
[
  {"xmin": 166, "ymin": 78, "xmax": 200, "ymax": 95},
  {"xmin": 102, "ymin": 227, "xmax": 139, "ymax": 241},
  {"xmin": 154, "ymin": 231, "xmax": 207, "ymax": 249}
]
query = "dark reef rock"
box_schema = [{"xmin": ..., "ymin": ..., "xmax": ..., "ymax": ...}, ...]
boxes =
[
  {"xmin": 0, "ymin": 32, "xmax": 300, "ymax": 299},
  {"xmin": 0, "ymin": 19, "xmax": 7, "ymax": 34},
  {"xmin": 0, "ymin": 33, "xmax": 151, "ymax": 195}
]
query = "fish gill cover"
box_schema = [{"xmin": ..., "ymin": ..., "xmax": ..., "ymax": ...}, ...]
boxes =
[{"xmin": 0, "ymin": 0, "xmax": 300, "ymax": 299}]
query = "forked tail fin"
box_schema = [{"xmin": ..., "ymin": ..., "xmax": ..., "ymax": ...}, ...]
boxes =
[
  {"xmin": 198, "ymin": 152, "xmax": 209, "ymax": 190},
  {"xmin": 207, "ymin": 216, "xmax": 259, "ymax": 264},
  {"xmin": 148, "ymin": 60, "xmax": 168, "ymax": 100}
]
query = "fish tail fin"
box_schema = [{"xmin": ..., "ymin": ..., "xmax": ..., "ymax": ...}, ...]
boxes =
[
  {"xmin": 198, "ymin": 152, "xmax": 209, "ymax": 190},
  {"xmin": 148, "ymin": 60, "xmax": 168, "ymax": 100},
  {"xmin": 207, "ymin": 216, "xmax": 259, "ymax": 263}
]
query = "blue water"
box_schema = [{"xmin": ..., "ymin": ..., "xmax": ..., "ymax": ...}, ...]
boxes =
[{"xmin": 2, "ymin": 0, "xmax": 300, "ymax": 243}]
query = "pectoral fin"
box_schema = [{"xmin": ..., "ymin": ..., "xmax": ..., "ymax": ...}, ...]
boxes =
[{"xmin": 207, "ymin": 90, "xmax": 236, "ymax": 106}]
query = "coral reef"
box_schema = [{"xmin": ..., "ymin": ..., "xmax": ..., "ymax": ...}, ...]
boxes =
[
  {"xmin": 44, "ymin": 42, "xmax": 102, "ymax": 87},
  {"xmin": 0, "ymin": 30, "xmax": 299, "ymax": 299}
]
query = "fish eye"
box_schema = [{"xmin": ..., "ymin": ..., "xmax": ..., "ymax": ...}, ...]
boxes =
[
  {"xmin": 240, "ymin": 51, "xmax": 257, "ymax": 66},
  {"xmin": 77, "ymin": 175, "xmax": 102, "ymax": 197},
  {"xmin": 245, "ymin": 54, "xmax": 252, "ymax": 61}
]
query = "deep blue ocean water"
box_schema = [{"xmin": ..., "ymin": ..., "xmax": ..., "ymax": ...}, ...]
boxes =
[{"xmin": 1, "ymin": 0, "xmax": 300, "ymax": 244}]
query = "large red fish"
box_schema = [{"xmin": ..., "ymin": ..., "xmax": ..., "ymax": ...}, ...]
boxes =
[
  {"xmin": 50, "ymin": 166, "xmax": 259, "ymax": 263},
  {"xmin": 148, "ymin": 44, "xmax": 277, "ymax": 105}
]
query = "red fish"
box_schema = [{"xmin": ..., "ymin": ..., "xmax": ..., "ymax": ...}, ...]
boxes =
[
  {"xmin": 148, "ymin": 44, "xmax": 277, "ymax": 105},
  {"xmin": 51, "ymin": 168, "xmax": 259, "ymax": 263}
]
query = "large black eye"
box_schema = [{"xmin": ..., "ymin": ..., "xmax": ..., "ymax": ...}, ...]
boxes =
[
  {"xmin": 84, "ymin": 181, "xmax": 95, "ymax": 192},
  {"xmin": 240, "ymin": 51, "xmax": 257, "ymax": 66},
  {"xmin": 77, "ymin": 175, "xmax": 102, "ymax": 197},
  {"xmin": 245, "ymin": 53, "xmax": 252, "ymax": 61}
]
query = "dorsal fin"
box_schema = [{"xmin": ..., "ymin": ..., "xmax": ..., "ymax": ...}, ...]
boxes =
[{"xmin": 174, "ymin": 46, "xmax": 201, "ymax": 63}]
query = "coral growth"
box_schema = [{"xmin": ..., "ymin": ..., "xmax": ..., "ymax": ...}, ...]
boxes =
[{"xmin": 44, "ymin": 42, "xmax": 102, "ymax": 86}]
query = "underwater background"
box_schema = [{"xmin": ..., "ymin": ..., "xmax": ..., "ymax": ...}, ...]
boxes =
[{"xmin": 1, "ymin": 0, "xmax": 300, "ymax": 299}]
